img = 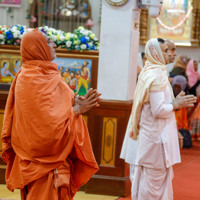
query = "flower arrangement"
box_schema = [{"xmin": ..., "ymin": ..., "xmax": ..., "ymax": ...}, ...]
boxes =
[
  {"xmin": 0, "ymin": 25, "xmax": 26, "ymax": 45},
  {"xmin": 0, "ymin": 25, "xmax": 99, "ymax": 51}
]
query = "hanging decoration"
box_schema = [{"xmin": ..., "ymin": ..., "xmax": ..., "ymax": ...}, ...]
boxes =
[
  {"xmin": 60, "ymin": 0, "xmax": 89, "ymax": 19},
  {"xmin": 84, "ymin": 19, "xmax": 94, "ymax": 29},
  {"xmin": 26, "ymin": 0, "xmax": 37, "ymax": 24},
  {"xmin": 40, "ymin": 0, "xmax": 47, "ymax": 25}
]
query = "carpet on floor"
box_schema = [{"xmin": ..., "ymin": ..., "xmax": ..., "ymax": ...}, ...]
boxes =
[{"xmin": 117, "ymin": 141, "xmax": 200, "ymax": 200}]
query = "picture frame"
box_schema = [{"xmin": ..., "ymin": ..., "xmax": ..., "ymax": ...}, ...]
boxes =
[
  {"xmin": 54, "ymin": 49, "xmax": 99, "ymax": 96},
  {"xmin": 0, "ymin": 45, "xmax": 99, "ymax": 96},
  {"xmin": 0, "ymin": 0, "xmax": 21, "ymax": 7},
  {"xmin": 139, "ymin": 0, "xmax": 200, "ymax": 46}
]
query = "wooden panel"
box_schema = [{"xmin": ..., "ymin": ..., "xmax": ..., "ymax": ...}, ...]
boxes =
[
  {"xmin": 85, "ymin": 174, "xmax": 131, "ymax": 196},
  {"xmin": 101, "ymin": 117, "xmax": 117, "ymax": 166},
  {"xmin": 85, "ymin": 99, "xmax": 132, "ymax": 196}
]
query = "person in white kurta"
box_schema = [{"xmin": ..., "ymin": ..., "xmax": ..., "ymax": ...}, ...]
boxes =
[{"xmin": 120, "ymin": 38, "xmax": 197, "ymax": 200}]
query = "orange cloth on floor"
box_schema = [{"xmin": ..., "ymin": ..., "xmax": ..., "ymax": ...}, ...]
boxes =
[
  {"xmin": 1, "ymin": 29, "xmax": 98, "ymax": 199},
  {"xmin": 174, "ymin": 108, "xmax": 188, "ymax": 130}
]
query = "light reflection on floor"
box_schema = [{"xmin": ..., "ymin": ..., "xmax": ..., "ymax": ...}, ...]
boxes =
[{"xmin": 0, "ymin": 184, "xmax": 118, "ymax": 200}]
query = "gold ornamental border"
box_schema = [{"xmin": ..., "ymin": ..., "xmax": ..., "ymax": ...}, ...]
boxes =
[{"xmin": 105, "ymin": 0, "xmax": 128, "ymax": 6}]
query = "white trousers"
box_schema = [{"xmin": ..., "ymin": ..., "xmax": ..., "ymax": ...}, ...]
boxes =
[{"xmin": 130, "ymin": 164, "xmax": 174, "ymax": 200}]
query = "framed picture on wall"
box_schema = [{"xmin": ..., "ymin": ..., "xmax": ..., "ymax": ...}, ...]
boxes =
[
  {"xmin": 0, "ymin": 46, "xmax": 99, "ymax": 95},
  {"xmin": 149, "ymin": 0, "xmax": 193, "ymax": 45},
  {"xmin": 53, "ymin": 58, "xmax": 93, "ymax": 96},
  {"xmin": 0, "ymin": 52, "xmax": 22, "ymax": 90},
  {"xmin": 139, "ymin": 0, "xmax": 200, "ymax": 46},
  {"xmin": 0, "ymin": 0, "xmax": 21, "ymax": 7}
]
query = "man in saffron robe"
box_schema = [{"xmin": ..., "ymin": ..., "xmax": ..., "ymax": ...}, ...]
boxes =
[{"xmin": 1, "ymin": 29, "xmax": 101, "ymax": 200}]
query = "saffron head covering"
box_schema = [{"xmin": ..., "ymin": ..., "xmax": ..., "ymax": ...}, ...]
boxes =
[
  {"xmin": 129, "ymin": 38, "xmax": 174, "ymax": 140},
  {"xmin": 20, "ymin": 29, "xmax": 52, "ymax": 63},
  {"xmin": 186, "ymin": 60, "xmax": 199, "ymax": 88}
]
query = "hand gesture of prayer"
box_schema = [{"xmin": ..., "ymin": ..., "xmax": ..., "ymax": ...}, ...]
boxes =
[
  {"xmin": 172, "ymin": 91, "xmax": 197, "ymax": 110},
  {"xmin": 73, "ymin": 88, "xmax": 102, "ymax": 116}
]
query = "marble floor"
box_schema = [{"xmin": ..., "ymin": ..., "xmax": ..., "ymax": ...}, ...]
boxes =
[{"xmin": 0, "ymin": 184, "xmax": 118, "ymax": 200}]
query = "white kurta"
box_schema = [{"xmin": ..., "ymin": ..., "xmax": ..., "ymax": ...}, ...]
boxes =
[
  {"xmin": 120, "ymin": 85, "xmax": 181, "ymax": 167},
  {"xmin": 120, "ymin": 85, "xmax": 181, "ymax": 200}
]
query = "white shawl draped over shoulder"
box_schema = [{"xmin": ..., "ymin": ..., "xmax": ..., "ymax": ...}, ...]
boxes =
[{"xmin": 129, "ymin": 38, "xmax": 174, "ymax": 140}]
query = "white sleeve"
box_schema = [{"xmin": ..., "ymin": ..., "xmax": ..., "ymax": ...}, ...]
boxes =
[{"xmin": 150, "ymin": 91, "xmax": 173, "ymax": 119}]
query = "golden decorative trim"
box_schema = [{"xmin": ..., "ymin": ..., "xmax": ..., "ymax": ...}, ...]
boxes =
[
  {"xmin": 56, "ymin": 53, "xmax": 99, "ymax": 59},
  {"xmin": 0, "ymin": 47, "xmax": 99, "ymax": 59},
  {"xmin": 191, "ymin": 0, "xmax": 200, "ymax": 46},
  {"xmin": 105, "ymin": 0, "xmax": 128, "ymax": 6},
  {"xmin": 0, "ymin": 165, "xmax": 6, "ymax": 169},
  {"xmin": 0, "ymin": 110, "xmax": 5, "ymax": 156},
  {"xmin": 82, "ymin": 115, "xmax": 88, "ymax": 125},
  {"xmin": 0, "ymin": 49, "xmax": 20, "ymax": 54},
  {"xmin": 139, "ymin": 9, "xmax": 148, "ymax": 45},
  {"xmin": 100, "ymin": 117, "xmax": 117, "ymax": 166}
]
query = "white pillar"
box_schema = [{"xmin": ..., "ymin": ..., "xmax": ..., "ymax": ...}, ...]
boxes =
[{"xmin": 97, "ymin": 0, "xmax": 140, "ymax": 100}]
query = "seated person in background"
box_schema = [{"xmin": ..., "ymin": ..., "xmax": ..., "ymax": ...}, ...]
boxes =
[
  {"xmin": 137, "ymin": 65, "xmax": 142, "ymax": 76},
  {"xmin": 172, "ymin": 75, "xmax": 190, "ymax": 148},
  {"xmin": 188, "ymin": 96, "xmax": 200, "ymax": 140},
  {"xmin": 170, "ymin": 55, "xmax": 188, "ymax": 79},
  {"xmin": 172, "ymin": 75, "xmax": 189, "ymax": 130},
  {"xmin": 186, "ymin": 59, "xmax": 200, "ymax": 96}
]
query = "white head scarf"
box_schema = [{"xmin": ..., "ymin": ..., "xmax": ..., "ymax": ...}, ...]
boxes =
[{"xmin": 129, "ymin": 38, "xmax": 174, "ymax": 140}]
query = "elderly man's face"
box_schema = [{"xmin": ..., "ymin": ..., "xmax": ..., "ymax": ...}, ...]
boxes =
[
  {"xmin": 166, "ymin": 41, "xmax": 177, "ymax": 63},
  {"xmin": 42, "ymin": 33, "xmax": 57, "ymax": 61},
  {"xmin": 160, "ymin": 43, "xmax": 171, "ymax": 64}
]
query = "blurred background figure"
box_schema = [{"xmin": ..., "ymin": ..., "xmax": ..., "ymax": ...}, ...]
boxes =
[
  {"xmin": 172, "ymin": 75, "xmax": 191, "ymax": 149},
  {"xmin": 141, "ymin": 52, "xmax": 147, "ymax": 67},
  {"xmin": 172, "ymin": 75, "xmax": 187, "ymax": 97},
  {"xmin": 186, "ymin": 60, "xmax": 200, "ymax": 96},
  {"xmin": 170, "ymin": 55, "xmax": 189, "ymax": 79},
  {"xmin": 137, "ymin": 52, "xmax": 147, "ymax": 76}
]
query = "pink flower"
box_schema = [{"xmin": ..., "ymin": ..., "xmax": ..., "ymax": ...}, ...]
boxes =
[
  {"xmin": 84, "ymin": 19, "xmax": 94, "ymax": 28},
  {"xmin": 26, "ymin": 28, "xmax": 33, "ymax": 32},
  {"xmin": 31, "ymin": 16, "xmax": 37, "ymax": 23},
  {"xmin": 16, "ymin": 39, "xmax": 21, "ymax": 44}
]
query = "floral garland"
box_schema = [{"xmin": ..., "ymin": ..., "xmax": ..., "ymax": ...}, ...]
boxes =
[{"xmin": 0, "ymin": 25, "xmax": 99, "ymax": 51}]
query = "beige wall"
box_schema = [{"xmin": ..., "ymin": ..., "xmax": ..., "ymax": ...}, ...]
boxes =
[
  {"xmin": 0, "ymin": 1, "xmax": 29, "ymax": 26},
  {"xmin": 0, "ymin": 0, "xmax": 101, "ymax": 39},
  {"xmin": 89, "ymin": 0, "xmax": 101, "ymax": 39}
]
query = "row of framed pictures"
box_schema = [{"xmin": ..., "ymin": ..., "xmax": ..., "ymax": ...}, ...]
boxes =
[{"xmin": 0, "ymin": 46, "xmax": 99, "ymax": 96}]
